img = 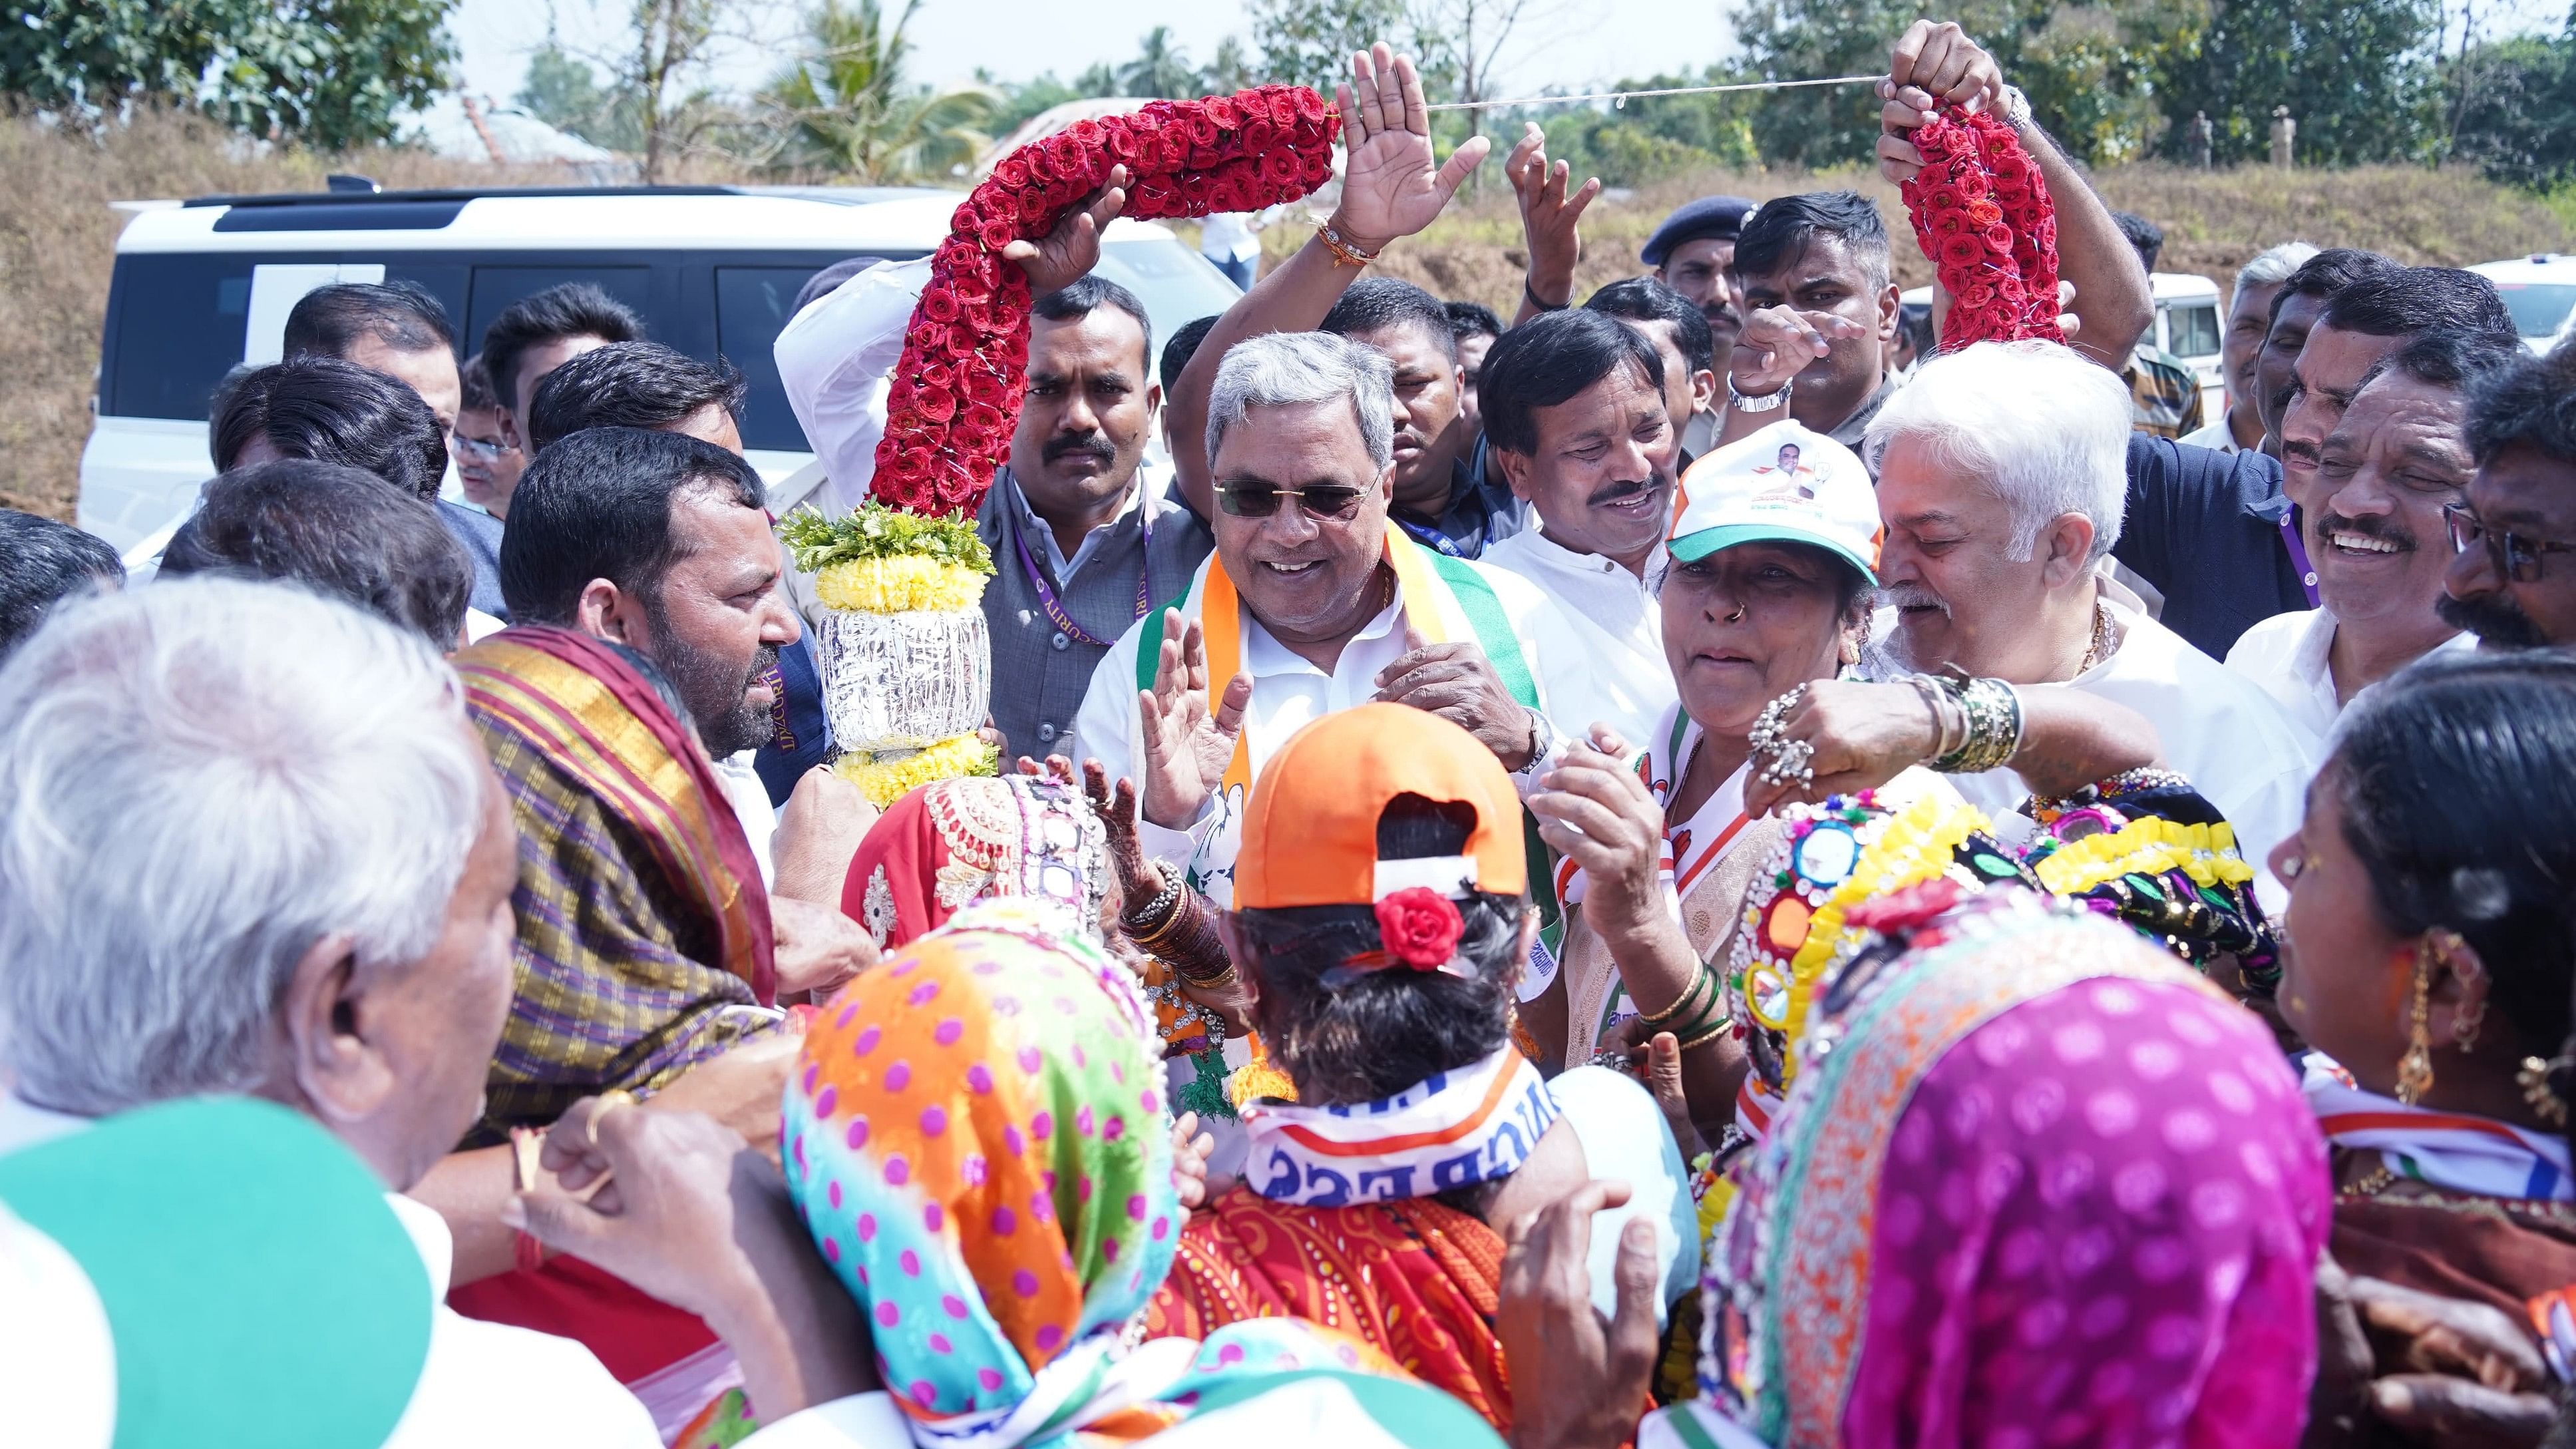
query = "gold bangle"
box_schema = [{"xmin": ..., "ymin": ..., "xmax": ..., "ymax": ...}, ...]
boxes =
[{"xmin": 1637, "ymin": 965, "xmax": 1712, "ymax": 1028}]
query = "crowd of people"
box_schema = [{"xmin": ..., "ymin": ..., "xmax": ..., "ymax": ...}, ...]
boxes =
[{"xmin": 5, "ymin": 17, "xmax": 2576, "ymax": 1449}]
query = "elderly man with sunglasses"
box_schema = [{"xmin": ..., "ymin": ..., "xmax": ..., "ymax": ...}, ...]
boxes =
[{"xmin": 1071, "ymin": 323, "xmax": 1588, "ymax": 911}]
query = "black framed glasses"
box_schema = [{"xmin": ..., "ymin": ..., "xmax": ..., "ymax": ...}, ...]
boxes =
[
  {"xmin": 1214, "ymin": 482, "xmax": 1368, "ymax": 520},
  {"xmin": 2445, "ymin": 502, "xmax": 2576, "ymax": 583}
]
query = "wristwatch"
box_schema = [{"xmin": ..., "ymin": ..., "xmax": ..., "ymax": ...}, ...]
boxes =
[
  {"xmin": 1728, "ymin": 379, "xmax": 1793, "ymax": 413},
  {"xmin": 1996, "ymin": 83, "xmax": 2032, "ymax": 134}
]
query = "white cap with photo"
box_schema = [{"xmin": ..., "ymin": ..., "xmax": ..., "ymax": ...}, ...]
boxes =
[{"xmin": 1668, "ymin": 419, "xmax": 1881, "ymax": 584}]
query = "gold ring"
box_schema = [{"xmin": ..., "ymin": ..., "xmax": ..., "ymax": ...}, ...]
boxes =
[{"xmin": 584, "ymin": 1090, "xmax": 637, "ymax": 1149}]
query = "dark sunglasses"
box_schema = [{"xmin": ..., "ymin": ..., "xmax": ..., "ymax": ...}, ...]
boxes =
[
  {"xmin": 1214, "ymin": 482, "xmax": 1368, "ymax": 520},
  {"xmin": 2445, "ymin": 502, "xmax": 2576, "ymax": 583}
]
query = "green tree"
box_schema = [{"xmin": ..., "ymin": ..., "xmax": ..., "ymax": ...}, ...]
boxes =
[
  {"xmin": 1732, "ymin": 0, "xmax": 2199, "ymax": 167},
  {"xmin": 1247, "ymin": 0, "xmax": 1433, "ymax": 91},
  {"xmin": 2151, "ymin": 0, "xmax": 2444, "ymax": 164},
  {"xmin": 516, "ymin": 35, "xmax": 645, "ymax": 151},
  {"xmin": 759, "ymin": 0, "xmax": 998, "ymax": 180},
  {"xmin": 1200, "ymin": 37, "xmax": 1258, "ymax": 94},
  {"xmin": 2445, "ymin": 30, "xmax": 2576, "ymax": 186},
  {"xmin": 1120, "ymin": 26, "xmax": 1199, "ymax": 97},
  {"xmin": 0, "ymin": 0, "xmax": 455, "ymax": 148}
]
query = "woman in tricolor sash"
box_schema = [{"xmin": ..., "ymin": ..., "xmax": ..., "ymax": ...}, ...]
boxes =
[
  {"xmin": 1145, "ymin": 704, "xmax": 1698, "ymax": 1435},
  {"xmin": 1529, "ymin": 423, "xmax": 2165, "ymax": 1143},
  {"xmin": 2272, "ymin": 652, "xmax": 2576, "ymax": 1327}
]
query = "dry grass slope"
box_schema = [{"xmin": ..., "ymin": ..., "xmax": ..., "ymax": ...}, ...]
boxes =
[
  {"xmin": 5, "ymin": 112, "xmax": 2570, "ymax": 523},
  {"xmin": 0, "ymin": 110, "xmax": 582, "ymax": 520}
]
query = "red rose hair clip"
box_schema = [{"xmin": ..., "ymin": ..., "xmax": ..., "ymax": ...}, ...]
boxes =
[
  {"xmin": 1898, "ymin": 105, "xmax": 2063, "ymax": 351},
  {"xmin": 871, "ymin": 86, "xmax": 1340, "ymax": 518}
]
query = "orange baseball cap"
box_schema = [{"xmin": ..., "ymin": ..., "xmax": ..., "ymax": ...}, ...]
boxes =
[{"xmin": 1233, "ymin": 703, "xmax": 1528, "ymax": 909}]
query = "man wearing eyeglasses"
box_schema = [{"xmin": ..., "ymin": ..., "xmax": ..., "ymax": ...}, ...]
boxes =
[
  {"xmin": 2442, "ymin": 340, "xmax": 2576, "ymax": 650},
  {"xmin": 1070, "ymin": 327, "xmax": 1586, "ymax": 917},
  {"xmin": 2223, "ymin": 329, "xmax": 2514, "ymax": 736}
]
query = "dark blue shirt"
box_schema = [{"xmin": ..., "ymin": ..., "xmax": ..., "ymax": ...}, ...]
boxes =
[
  {"xmin": 1389, "ymin": 439, "xmax": 1527, "ymax": 559},
  {"xmin": 435, "ymin": 499, "xmax": 509, "ymax": 622},
  {"xmin": 2114, "ymin": 436, "xmax": 2313, "ymax": 661}
]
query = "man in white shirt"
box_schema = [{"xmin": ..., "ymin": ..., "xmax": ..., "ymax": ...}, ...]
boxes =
[
  {"xmin": 1477, "ymin": 307, "xmax": 1685, "ymax": 753},
  {"xmin": 2178, "ymin": 241, "xmax": 2318, "ymax": 455},
  {"xmin": 0, "ymin": 580, "xmax": 658, "ymax": 1448},
  {"xmin": 1861, "ymin": 339, "xmax": 2316, "ymax": 887},
  {"xmin": 1073, "ymin": 331, "xmax": 1583, "ymax": 909},
  {"xmin": 2225, "ymin": 330, "xmax": 2513, "ymax": 734}
]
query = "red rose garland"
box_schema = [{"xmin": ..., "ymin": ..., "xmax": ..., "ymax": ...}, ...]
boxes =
[
  {"xmin": 1897, "ymin": 106, "xmax": 2063, "ymax": 349},
  {"xmin": 872, "ymin": 86, "xmax": 1340, "ymax": 515}
]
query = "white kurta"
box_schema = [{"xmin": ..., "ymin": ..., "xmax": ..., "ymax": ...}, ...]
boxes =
[
  {"xmin": 1885, "ymin": 594, "xmax": 2319, "ymax": 900},
  {"xmin": 1071, "ymin": 552, "xmax": 1584, "ymax": 909},
  {"xmin": 1481, "ymin": 528, "xmax": 1678, "ymax": 756},
  {"xmin": 0, "ymin": 1095, "xmax": 663, "ymax": 1449},
  {"xmin": 2223, "ymin": 604, "xmax": 2478, "ymax": 741}
]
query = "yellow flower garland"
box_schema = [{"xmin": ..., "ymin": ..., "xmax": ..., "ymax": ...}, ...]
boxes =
[
  {"xmin": 830, "ymin": 731, "xmax": 999, "ymax": 807},
  {"xmin": 814, "ymin": 556, "xmax": 991, "ymax": 614},
  {"xmin": 2032, "ymin": 817, "xmax": 2252, "ymax": 897}
]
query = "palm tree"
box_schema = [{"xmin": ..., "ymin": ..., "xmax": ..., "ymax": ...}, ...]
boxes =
[
  {"xmin": 759, "ymin": 0, "xmax": 1001, "ymax": 182},
  {"xmin": 1118, "ymin": 26, "xmax": 1200, "ymax": 99}
]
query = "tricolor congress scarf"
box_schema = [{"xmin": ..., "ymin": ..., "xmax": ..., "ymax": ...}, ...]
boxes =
[
  {"xmin": 1238, "ymin": 1045, "xmax": 1560, "ymax": 1208},
  {"xmin": 2303, "ymin": 1053, "xmax": 2576, "ymax": 1203}
]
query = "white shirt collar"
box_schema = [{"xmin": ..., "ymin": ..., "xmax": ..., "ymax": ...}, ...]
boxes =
[
  {"xmin": 1004, "ymin": 463, "xmax": 1155, "ymax": 583},
  {"xmin": 1240, "ymin": 585, "xmax": 1406, "ymax": 679}
]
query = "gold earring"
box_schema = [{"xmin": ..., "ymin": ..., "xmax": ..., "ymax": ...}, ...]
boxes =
[
  {"xmin": 2396, "ymin": 940, "xmax": 2437, "ymax": 1106},
  {"xmin": 2425, "ymin": 929, "xmax": 2485, "ymax": 1052},
  {"xmin": 2520, "ymin": 1056, "xmax": 2571, "ymax": 1128}
]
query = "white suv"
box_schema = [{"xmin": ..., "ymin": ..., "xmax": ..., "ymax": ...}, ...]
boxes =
[{"xmin": 79, "ymin": 184, "xmax": 1243, "ymax": 553}]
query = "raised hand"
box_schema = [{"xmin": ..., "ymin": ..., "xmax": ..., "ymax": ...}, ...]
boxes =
[
  {"xmin": 1730, "ymin": 305, "xmax": 1868, "ymax": 399},
  {"xmin": 1079, "ymin": 757, "xmax": 1167, "ymax": 913},
  {"xmin": 1496, "ymin": 1179, "xmax": 1662, "ymax": 1449},
  {"xmin": 1738, "ymin": 680, "xmax": 1940, "ymax": 817},
  {"xmin": 1528, "ymin": 737, "xmax": 1669, "ymax": 940},
  {"xmin": 1002, "ymin": 164, "xmax": 1131, "ymax": 296},
  {"xmin": 1136, "ymin": 611, "xmax": 1251, "ymax": 829},
  {"xmin": 1887, "ymin": 20, "xmax": 2004, "ymax": 115},
  {"xmin": 1330, "ymin": 43, "xmax": 1491, "ymax": 253},
  {"xmin": 1507, "ymin": 123, "xmax": 1600, "ymax": 310}
]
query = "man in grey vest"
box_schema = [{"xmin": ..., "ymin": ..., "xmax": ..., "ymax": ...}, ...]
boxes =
[{"xmin": 775, "ymin": 197, "xmax": 1214, "ymax": 760}]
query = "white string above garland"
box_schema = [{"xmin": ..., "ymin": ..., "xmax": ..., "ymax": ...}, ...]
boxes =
[{"xmin": 1417, "ymin": 73, "xmax": 1884, "ymax": 112}]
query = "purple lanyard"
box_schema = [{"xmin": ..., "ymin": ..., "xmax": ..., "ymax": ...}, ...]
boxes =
[
  {"xmin": 2280, "ymin": 505, "xmax": 2320, "ymax": 608},
  {"xmin": 1013, "ymin": 498, "xmax": 1153, "ymax": 650}
]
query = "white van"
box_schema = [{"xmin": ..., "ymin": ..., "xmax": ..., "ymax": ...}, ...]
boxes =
[
  {"xmin": 1896, "ymin": 270, "xmax": 2224, "ymax": 418},
  {"xmin": 78, "ymin": 184, "xmax": 1244, "ymax": 554},
  {"xmin": 2467, "ymin": 254, "xmax": 2576, "ymax": 355}
]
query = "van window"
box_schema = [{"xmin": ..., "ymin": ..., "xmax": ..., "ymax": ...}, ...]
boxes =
[
  {"xmin": 717, "ymin": 266, "xmax": 842, "ymax": 452},
  {"xmin": 1095, "ymin": 239, "xmax": 1243, "ymax": 347},
  {"xmin": 104, "ymin": 254, "xmax": 258, "ymax": 419},
  {"xmin": 2165, "ymin": 302, "xmax": 2221, "ymax": 361},
  {"xmin": 465, "ymin": 266, "xmax": 654, "ymax": 361}
]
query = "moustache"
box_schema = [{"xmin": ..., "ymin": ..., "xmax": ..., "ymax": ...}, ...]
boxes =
[
  {"xmin": 1875, "ymin": 582, "xmax": 1949, "ymax": 615},
  {"xmin": 2318, "ymin": 510, "xmax": 2415, "ymax": 552},
  {"xmin": 744, "ymin": 644, "xmax": 782, "ymax": 692},
  {"xmin": 2436, "ymin": 590, "xmax": 2549, "ymax": 648},
  {"xmin": 1586, "ymin": 476, "xmax": 1663, "ymax": 507},
  {"xmin": 1043, "ymin": 433, "xmax": 1117, "ymax": 465}
]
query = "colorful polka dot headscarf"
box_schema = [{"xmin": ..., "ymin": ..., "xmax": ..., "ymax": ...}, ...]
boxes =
[{"xmin": 785, "ymin": 897, "xmax": 1177, "ymax": 1444}]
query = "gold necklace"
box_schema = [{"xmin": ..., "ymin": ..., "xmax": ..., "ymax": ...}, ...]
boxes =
[{"xmin": 2076, "ymin": 600, "xmax": 2114, "ymax": 674}]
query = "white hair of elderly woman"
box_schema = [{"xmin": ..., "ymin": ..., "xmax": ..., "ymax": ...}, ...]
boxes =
[
  {"xmin": 0, "ymin": 576, "xmax": 486, "ymax": 1116},
  {"xmin": 1204, "ymin": 330, "xmax": 1397, "ymax": 472},
  {"xmin": 1864, "ymin": 338, "xmax": 2131, "ymax": 564}
]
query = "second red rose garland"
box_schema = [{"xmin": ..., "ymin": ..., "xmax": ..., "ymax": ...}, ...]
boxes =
[
  {"xmin": 1897, "ymin": 105, "xmax": 2063, "ymax": 349},
  {"xmin": 872, "ymin": 86, "xmax": 1341, "ymax": 515}
]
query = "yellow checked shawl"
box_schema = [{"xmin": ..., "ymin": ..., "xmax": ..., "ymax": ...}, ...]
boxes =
[{"xmin": 458, "ymin": 628, "xmax": 782, "ymax": 1142}]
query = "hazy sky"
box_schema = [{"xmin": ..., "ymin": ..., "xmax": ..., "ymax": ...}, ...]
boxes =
[{"xmin": 449, "ymin": 0, "xmax": 1736, "ymax": 106}]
